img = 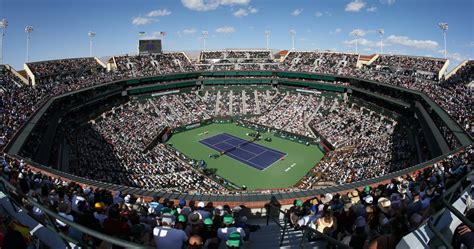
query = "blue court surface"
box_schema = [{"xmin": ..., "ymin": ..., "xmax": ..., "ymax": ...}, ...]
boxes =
[{"xmin": 199, "ymin": 133, "xmax": 286, "ymax": 170}]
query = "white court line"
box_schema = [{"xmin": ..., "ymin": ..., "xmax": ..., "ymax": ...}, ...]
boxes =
[
  {"xmin": 284, "ymin": 163, "xmax": 297, "ymax": 172},
  {"xmin": 205, "ymin": 133, "xmax": 285, "ymax": 171}
]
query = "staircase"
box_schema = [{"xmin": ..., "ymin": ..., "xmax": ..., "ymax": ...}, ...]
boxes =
[
  {"xmin": 245, "ymin": 218, "xmax": 327, "ymax": 249},
  {"xmin": 255, "ymin": 90, "xmax": 261, "ymax": 114},
  {"xmin": 229, "ymin": 90, "xmax": 234, "ymax": 115}
]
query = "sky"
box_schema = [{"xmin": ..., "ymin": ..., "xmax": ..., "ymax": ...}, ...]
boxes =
[{"xmin": 0, "ymin": 0, "xmax": 473, "ymax": 70}]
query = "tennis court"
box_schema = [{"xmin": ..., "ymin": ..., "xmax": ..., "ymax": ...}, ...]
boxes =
[
  {"xmin": 167, "ymin": 123, "xmax": 324, "ymax": 189},
  {"xmin": 199, "ymin": 133, "xmax": 286, "ymax": 170}
]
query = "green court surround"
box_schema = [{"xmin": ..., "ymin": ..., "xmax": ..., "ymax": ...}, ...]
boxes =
[{"xmin": 167, "ymin": 123, "xmax": 324, "ymax": 190}]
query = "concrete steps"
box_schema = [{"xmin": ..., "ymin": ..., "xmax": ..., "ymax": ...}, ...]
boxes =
[{"xmin": 244, "ymin": 218, "xmax": 327, "ymax": 249}]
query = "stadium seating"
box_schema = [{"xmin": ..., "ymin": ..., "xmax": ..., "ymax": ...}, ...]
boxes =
[
  {"xmin": 371, "ymin": 54, "xmax": 447, "ymax": 80},
  {"xmin": 0, "ymin": 49, "xmax": 472, "ymax": 249},
  {"xmin": 26, "ymin": 57, "xmax": 106, "ymax": 84},
  {"xmin": 0, "ymin": 143, "xmax": 470, "ymax": 248}
]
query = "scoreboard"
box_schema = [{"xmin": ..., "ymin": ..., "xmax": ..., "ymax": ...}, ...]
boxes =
[{"xmin": 139, "ymin": 39, "xmax": 162, "ymax": 55}]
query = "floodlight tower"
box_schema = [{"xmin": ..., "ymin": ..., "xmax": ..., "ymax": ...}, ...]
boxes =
[
  {"xmin": 438, "ymin": 23, "xmax": 448, "ymax": 59},
  {"xmin": 289, "ymin": 29, "xmax": 296, "ymax": 51},
  {"xmin": 25, "ymin": 26, "xmax": 33, "ymax": 63},
  {"xmin": 0, "ymin": 19, "xmax": 8, "ymax": 64},
  {"xmin": 351, "ymin": 29, "xmax": 362, "ymax": 54},
  {"xmin": 202, "ymin": 31, "xmax": 209, "ymax": 51},
  {"xmin": 265, "ymin": 30, "xmax": 271, "ymax": 50},
  {"xmin": 88, "ymin": 31, "xmax": 96, "ymax": 57},
  {"xmin": 378, "ymin": 29, "xmax": 384, "ymax": 54}
]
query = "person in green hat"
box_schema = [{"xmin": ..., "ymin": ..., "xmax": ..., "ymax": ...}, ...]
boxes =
[
  {"xmin": 175, "ymin": 214, "xmax": 187, "ymax": 230},
  {"xmin": 289, "ymin": 199, "xmax": 305, "ymax": 227},
  {"xmin": 204, "ymin": 218, "xmax": 213, "ymax": 226},
  {"xmin": 218, "ymin": 214, "xmax": 246, "ymax": 245},
  {"xmin": 226, "ymin": 232, "xmax": 242, "ymax": 248},
  {"xmin": 295, "ymin": 200, "xmax": 303, "ymax": 207}
]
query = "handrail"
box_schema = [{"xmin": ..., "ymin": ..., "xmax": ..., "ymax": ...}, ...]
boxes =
[
  {"xmin": 424, "ymin": 172, "xmax": 473, "ymax": 248},
  {"xmin": 300, "ymin": 226, "xmax": 352, "ymax": 249},
  {"xmin": 266, "ymin": 202, "xmax": 290, "ymax": 246},
  {"xmin": 0, "ymin": 177, "xmax": 151, "ymax": 249},
  {"xmin": 6, "ymin": 144, "xmax": 470, "ymax": 206},
  {"xmin": 403, "ymin": 171, "xmax": 473, "ymax": 248},
  {"xmin": 266, "ymin": 201, "xmax": 352, "ymax": 248},
  {"xmin": 428, "ymin": 221, "xmax": 453, "ymax": 249},
  {"xmin": 440, "ymin": 176, "xmax": 474, "ymax": 231},
  {"xmin": 267, "ymin": 170, "xmax": 473, "ymax": 249}
]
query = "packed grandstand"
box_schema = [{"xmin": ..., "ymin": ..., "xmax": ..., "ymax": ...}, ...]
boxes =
[{"xmin": 0, "ymin": 49, "xmax": 473, "ymax": 248}]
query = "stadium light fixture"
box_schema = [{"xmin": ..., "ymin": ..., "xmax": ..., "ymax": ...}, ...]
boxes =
[
  {"xmin": 438, "ymin": 23, "xmax": 448, "ymax": 59},
  {"xmin": 265, "ymin": 30, "xmax": 271, "ymax": 50},
  {"xmin": 88, "ymin": 31, "xmax": 96, "ymax": 57},
  {"xmin": 25, "ymin": 25, "xmax": 33, "ymax": 63},
  {"xmin": 378, "ymin": 29, "xmax": 384, "ymax": 54},
  {"xmin": 289, "ymin": 29, "xmax": 296, "ymax": 51},
  {"xmin": 351, "ymin": 29, "xmax": 363, "ymax": 54},
  {"xmin": 0, "ymin": 18, "xmax": 8, "ymax": 64},
  {"xmin": 202, "ymin": 31, "xmax": 209, "ymax": 51}
]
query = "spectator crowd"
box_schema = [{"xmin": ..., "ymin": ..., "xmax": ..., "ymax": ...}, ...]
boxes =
[
  {"xmin": 288, "ymin": 145, "xmax": 472, "ymax": 249},
  {"xmin": 0, "ymin": 51, "xmax": 471, "ymax": 248}
]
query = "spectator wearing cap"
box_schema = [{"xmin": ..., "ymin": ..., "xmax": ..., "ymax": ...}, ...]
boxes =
[
  {"xmin": 186, "ymin": 212, "xmax": 204, "ymax": 237},
  {"xmin": 348, "ymin": 190, "xmax": 360, "ymax": 204},
  {"xmin": 398, "ymin": 180, "xmax": 413, "ymax": 207},
  {"xmin": 153, "ymin": 213, "xmax": 188, "ymax": 249},
  {"xmin": 177, "ymin": 199, "xmax": 191, "ymax": 215},
  {"xmin": 201, "ymin": 218, "xmax": 219, "ymax": 248},
  {"xmin": 175, "ymin": 214, "xmax": 187, "ymax": 230},
  {"xmin": 123, "ymin": 194, "xmax": 132, "ymax": 209},
  {"xmin": 377, "ymin": 197, "xmax": 395, "ymax": 230},
  {"xmin": 336, "ymin": 195, "xmax": 356, "ymax": 238},
  {"xmin": 296, "ymin": 206, "xmax": 316, "ymax": 229},
  {"xmin": 289, "ymin": 199, "xmax": 304, "ymax": 226},
  {"xmin": 196, "ymin": 201, "xmax": 211, "ymax": 219},
  {"xmin": 348, "ymin": 190, "xmax": 366, "ymax": 218},
  {"xmin": 226, "ymin": 232, "xmax": 242, "ymax": 249},
  {"xmin": 321, "ymin": 193, "xmax": 333, "ymax": 206},
  {"xmin": 211, "ymin": 205, "xmax": 224, "ymax": 230},
  {"xmin": 93, "ymin": 202, "xmax": 107, "ymax": 227},
  {"xmin": 218, "ymin": 214, "xmax": 246, "ymax": 243}
]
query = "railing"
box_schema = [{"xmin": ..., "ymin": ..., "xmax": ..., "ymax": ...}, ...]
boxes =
[
  {"xmin": 267, "ymin": 171, "xmax": 473, "ymax": 249},
  {"xmin": 266, "ymin": 200, "xmax": 351, "ymax": 248},
  {"xmin": 6, "ymin": 144, "xmax": 470, "ymax": 206},
  {"xmin": 300, "ymin": 226, "xmax": 351, "ymax": 249},
  {"xmin": 0, "ymin": 177, "xmax": 151, "ymax": 249},
  {"xmin": 266, "ymin": 201, "xmax": 290, "ymax": 247},
  {"xmin": 426, "ymin": 173, "xmax": 474, "ymax": 249}
]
